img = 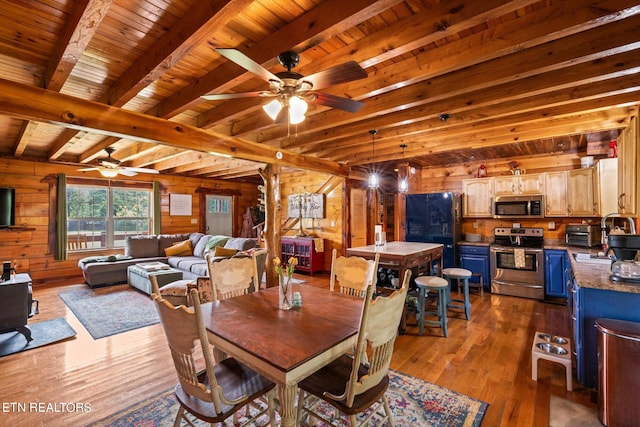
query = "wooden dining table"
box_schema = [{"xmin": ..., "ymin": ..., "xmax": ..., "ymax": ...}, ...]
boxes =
[{"xmin": 201, "ymin": 285, "xmax": 364, "ymax": 427}]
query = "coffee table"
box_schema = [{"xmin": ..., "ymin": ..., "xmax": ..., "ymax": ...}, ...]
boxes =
[{"xmin": 127, "ymin": 263, "xmax": 182, "ymax": 295}]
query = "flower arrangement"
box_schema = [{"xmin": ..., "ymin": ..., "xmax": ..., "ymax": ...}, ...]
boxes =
[{"xmin": 273, "ymin": 256, "xmax": 298, "ymax": 309}]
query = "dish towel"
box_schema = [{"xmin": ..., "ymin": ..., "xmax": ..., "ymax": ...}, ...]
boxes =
[{"xmin": 514, "ymin": 248, "xmax": 526, "ymax": 269}]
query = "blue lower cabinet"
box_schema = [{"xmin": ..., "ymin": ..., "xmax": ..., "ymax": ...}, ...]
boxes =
[
  {"xmin": 544, "ymin": 249, "xmax": 569, "ymax": 298},
  {"xmin": 459, "ymin": 245, "xmax": 490, "ymax": 290}
]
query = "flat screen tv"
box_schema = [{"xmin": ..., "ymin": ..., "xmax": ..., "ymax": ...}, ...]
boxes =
[{"xmin": 0, "ymin": 187, "xmax": 16, "ymax": 228}]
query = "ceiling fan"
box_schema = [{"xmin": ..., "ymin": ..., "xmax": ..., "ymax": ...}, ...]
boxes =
[
  {"xmin": 201, "ymin": 49, "xmax": 367, "ymax": 123},
  {"xmin": 78, "ymin": 148, "xmax": 160, "ymax": 177}
]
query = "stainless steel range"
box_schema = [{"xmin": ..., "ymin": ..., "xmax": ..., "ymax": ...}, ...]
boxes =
[{"xmin": 490, "ymin": 227, "xmax": 545, "ymax": 299}]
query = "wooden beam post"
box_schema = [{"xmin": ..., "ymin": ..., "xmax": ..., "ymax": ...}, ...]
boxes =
[{"xmin": 262, "ymin": 164, "xmax": 282, "ymax": 288}]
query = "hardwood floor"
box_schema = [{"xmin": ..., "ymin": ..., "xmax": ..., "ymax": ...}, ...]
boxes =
[{"xmin": 0, "ymin": 274, "xmax": 596, "ymax": 426}]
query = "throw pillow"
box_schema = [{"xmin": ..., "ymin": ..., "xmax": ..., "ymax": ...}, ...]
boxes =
[
  {"xmin": 205, "ymin": 235, "xmax": 230, "ymax": 250},
  {"xmin": 213, "ymin": 246, "xmax": 238, "ymax": 257},
  {"xmin": 164, "ymin": 239, "xmax": 193, "ymax": 256}
]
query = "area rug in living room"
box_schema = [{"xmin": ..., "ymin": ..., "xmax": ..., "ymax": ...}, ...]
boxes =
[
  {"xmin": 59, "ymin": 285, "xmax": 159, "ymax": 339},
  {"xmin": 0, "ymin": 318, "xmax": 76, "ymax": 357},
  {"xmin": 90, "ymin": 370, "xmax": 488, "ymax": 426}
]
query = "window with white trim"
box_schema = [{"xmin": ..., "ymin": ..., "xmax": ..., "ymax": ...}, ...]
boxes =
[{"xmin": 66, "ymin": 184, "xmax": 153, "ymax": 251}]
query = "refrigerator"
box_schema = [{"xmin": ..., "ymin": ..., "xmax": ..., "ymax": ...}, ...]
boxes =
[{"xmin": 405, "ymin": 192, "xmax": 462, "ymax": 271}]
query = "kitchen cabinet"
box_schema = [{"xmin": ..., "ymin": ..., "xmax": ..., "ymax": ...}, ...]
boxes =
[
  {"xmin": 280, "ymin": 237, "xmax": 324, "ymax": 275},
  {"xmin": 567, "ymin": 167, "xmax": 598, "ymax": 216},
  {"xmin": 459, "ymin": 245, "xmax": 490, "ymax": 290},
  {"xmin": 617, "ymin": 114, "xmax": 639, "ymax": 215},
  {"xmin": 462, "ymin": 178, "xmax": 493, "ymax": 218},
  {"xmin": 574, "ymin": 283, "xmax": 640, "ymax": 389},
  {"xmin": 544, "ymin": 249, "xmax": 569, "ymax": 298},
  {"xmin": 494, "ymin": 173, "xmax": 544, "ymax": 196},
  {"xmin": 597, "ymin": 158, "xmax": 618, "ymax": 216},
  {"xmin": 544, "ymin": 171, "xmax": 568, "ymax": 217}
]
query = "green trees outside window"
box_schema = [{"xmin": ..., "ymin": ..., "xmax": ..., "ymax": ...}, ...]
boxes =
[{"xmin": 67, "ymin": 185, "xmax": 152, "ymax": 250}]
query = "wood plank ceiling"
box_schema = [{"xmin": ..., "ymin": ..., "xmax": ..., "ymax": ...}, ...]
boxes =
[{"xmin": 0, "ymin": 0, "xmax": 637, "ymax": 183}]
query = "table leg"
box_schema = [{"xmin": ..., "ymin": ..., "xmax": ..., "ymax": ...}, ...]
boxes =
[{"xmin": 278, "ymin": 383, "xmax": 298, "ymax": 427}]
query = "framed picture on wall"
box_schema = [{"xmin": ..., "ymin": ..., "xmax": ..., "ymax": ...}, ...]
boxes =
[
  {"xmin": 287, "ymin": 193, "xmax": 325, "ymax": 219},
  {"xmin": 170, "ymin": 193, "xmax": 192, "ymax": 216}
]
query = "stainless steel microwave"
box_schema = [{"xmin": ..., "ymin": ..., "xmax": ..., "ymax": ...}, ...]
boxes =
[{"xmin": 492, "ymin": 195, "xmax": 544, "ymax": 219}]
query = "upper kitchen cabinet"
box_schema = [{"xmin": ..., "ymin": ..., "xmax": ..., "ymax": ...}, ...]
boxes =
[
  {"xmin": 494, "ymin": 173, "xmax": 544, "ymax": 196},
  {"xmin": 567, "ymin": 168, "xmax": 598, "ymax": 216},
  {"xmin": 597, "ymin": 158, "xmax": 618, "ymax": 216},
  {"xmin": 462, "ymin": 178, "xmax": 494, "ymax": 218},
  {"xmin": 545, "ymin": 171, "xmax": 568, "ymax": 217},
  {"xmin": 617, "ymin": 115, "xmax": 639, "ymax": 215}
]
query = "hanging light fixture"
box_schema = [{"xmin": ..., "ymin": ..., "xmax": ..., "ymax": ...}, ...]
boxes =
[
  {"xmin": 99, "ymin": 168, "xmax": 118, "ymax": 178},
  {"xmin": 368, "ymin": 130, "xmax": 379, "ymax": 189},
  {"xmin": 262, "ymin": 95, "xmax": 309, "ymax": 124},
  {"xmin": 398, "ymin": 144, "xmax": 409, "ymax": 193}
]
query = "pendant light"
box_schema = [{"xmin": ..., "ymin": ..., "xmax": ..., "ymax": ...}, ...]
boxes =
[
  {"xmin": 398, "ymin": 144, "xmax": 409, "ymax": 193},
  {"xmin": 368, "ymin": 130, "xmax": 379, "ymax": 189}
]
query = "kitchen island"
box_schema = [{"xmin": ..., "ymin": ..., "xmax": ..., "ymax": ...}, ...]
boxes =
[
  {"xmin": 347, "ymin": 241, "xmax": 443, "ymax": 287},
  {"xmin": 564, "ymin": 246, "xmax": 640, "ymax": 390}
]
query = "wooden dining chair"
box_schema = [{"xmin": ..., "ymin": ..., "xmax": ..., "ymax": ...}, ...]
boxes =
[
  {"xmin": 151, "ymin": 288, "xmax": 276, "ymax": 426},
  {"xmin": 206, "ymin": 252, "xmax": 259, "ymax": 301},
  {"xmin": 296, "ymin": 269, "xmax": 411, "ymax": 427},
  {"xmin": 329, "ymin": 249, "xmax": 380, "ymax": 298}
]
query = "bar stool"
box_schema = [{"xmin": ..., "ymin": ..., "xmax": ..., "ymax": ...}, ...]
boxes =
[
  {"xmin": 414, "ymin": 276, "xmax": 448, "ymax": 337},
  {"xmin": 469, "ymin": 272, "xmax": 484, "ymax": 296},
  {"xmin": 442, "ymin": 267, "xmax": 472, "ymax": 320}
]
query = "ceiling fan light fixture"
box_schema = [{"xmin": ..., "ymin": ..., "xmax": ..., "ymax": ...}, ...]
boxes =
[
  {"xmin": 288, "ymin": 95, "xmax": 307, "ymax": 124},
  {"xmin": 263, "ymin": 99, "xmax": 283, "ymax": 120},
  {"xmin": 99, "ymin": 168, "xmax": 118, "ymax": 178}
]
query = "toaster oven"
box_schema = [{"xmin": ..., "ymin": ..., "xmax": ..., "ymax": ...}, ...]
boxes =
[{"xmin": 565, "ymin": 224, "xmax": 602, "ymax": 248}]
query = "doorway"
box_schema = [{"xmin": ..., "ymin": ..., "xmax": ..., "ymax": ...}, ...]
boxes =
[
  {"xmin": 350, "ymin": 188, "xmax": 367, "ymax": 248},
  {"xmin": 205, "ymin": 195, "xmax": 233, "ymax": 236}
]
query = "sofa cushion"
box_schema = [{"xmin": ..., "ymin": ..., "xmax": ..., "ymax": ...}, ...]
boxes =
[
  {"xmin": 164, "ymin": 239, "xmax": 193, "ymax": 256},
  {"xmin": 224, "ymin": 237, "xmax": 256, "ymax": 251},
  {"xmin": 158, "ymin": 233, "xmax": 191, "ymax": 253},
  {"xmin": 125, "ymin": 236, "xmax": 160, "ymax": 258},
  {"xmin": 188, "ymin": 232, "xmax": 205, "ymax": 250},
  {"xmin": 193, "ymin": 235, "xmax": 214, "ymax": 258},
  {"xmin": 213, "ymin": 246, "xmax": 238, "ymax": 257},
  {"xmin": 189, "ymin": 261, "xmax": 209, "ymax": 277}
]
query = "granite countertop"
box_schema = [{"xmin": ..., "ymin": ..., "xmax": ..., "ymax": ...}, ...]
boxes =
[{"xmin": 562, "ymin": 245, "xmax": 640, "ymax": 294}]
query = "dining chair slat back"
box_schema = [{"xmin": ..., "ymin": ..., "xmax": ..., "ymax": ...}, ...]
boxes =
[
  {"xmin": 296, "ymin": 269, "xmax": 411, "ymax": 426},
  {"xmin": 329, "ymin": 249, "xmax": 380, "ymax": 298},
  {"xmin": 151, "ymin": 289, "xmax": 275, "ymax": 426}
]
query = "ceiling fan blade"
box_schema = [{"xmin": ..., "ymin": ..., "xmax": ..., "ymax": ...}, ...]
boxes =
[
  {"xmin": 303, "ymin": 61, "xmax": 367, "ymax": 90},
  {"xmin": 202, "ymin": 91, "xmax": 272, "ymax": 100},
  {"xmin": 216, "ymin": 48, "xmax": 281, "ymax": 83},
  {"xmin": 78, "ymin": 167, "xmax": 100, "ymax": 172},
  {"xmin": 313, "ymin": 92, "xmax": 364, "ymax": 113},
  {"xmin": 117, "ymin": 169, "xmax": 138, "ymax": 177},
  {"xmin": 122, "ymin": 167, "xmax": 159, "ymax": 175}
]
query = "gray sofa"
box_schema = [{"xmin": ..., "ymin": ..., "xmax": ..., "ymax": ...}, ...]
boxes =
[{"xmin": 78, "ymin": 232, "xmax": 259, "ymax": 288}]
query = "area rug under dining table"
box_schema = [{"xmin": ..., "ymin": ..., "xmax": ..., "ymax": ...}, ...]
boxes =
[
  {"xmin": 59, "ymin": 284, "xmax": 159, "ymax": 339},
  {"xmin": 90, "ymin": 370, "xmax": 488, "ymax": 426}
]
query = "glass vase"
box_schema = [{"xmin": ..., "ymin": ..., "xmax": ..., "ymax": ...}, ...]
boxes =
[{"xmin": 279, "ymin": 275, "xmax": 293, "ymax": 310}]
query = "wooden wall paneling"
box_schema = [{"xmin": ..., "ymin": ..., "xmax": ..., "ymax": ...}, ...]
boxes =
[{"xmin": 279, "ymin": 170, "xmax": 345, "ymax": 272}]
